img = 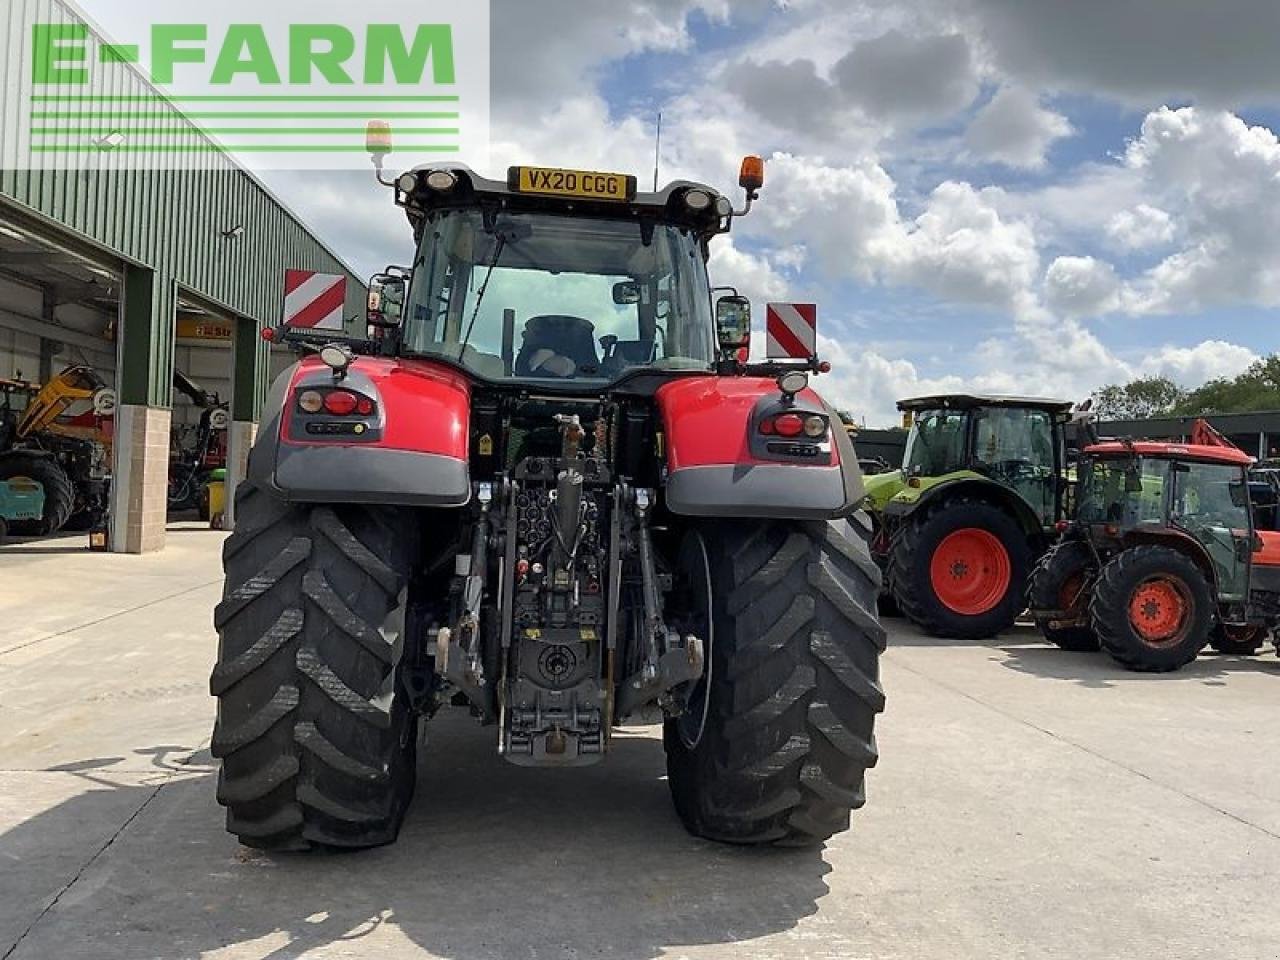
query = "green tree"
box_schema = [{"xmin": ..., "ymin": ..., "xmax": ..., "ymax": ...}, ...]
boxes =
[
  {"xmin": 1174, "ymin": 356, "xmax": 1280, "ymax": 414},
  {"xmin": 1090, "ymin": 376, "xmax": 1186, "ymax": 419}
]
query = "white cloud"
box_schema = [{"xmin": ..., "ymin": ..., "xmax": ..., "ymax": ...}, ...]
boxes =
[
  {"xmin": 1137, "ymin": 341, "xmax": 1259, "ymax": 386},
  {"xmin": 707, "ymin": 239, "xmax": 791, "ymax": 306},
  {"xmin": 963, "ymin": 87, "xmax": 1073, "ymax": 169},
  {"xmin": 1120, "ymin": 107, "xmax": 1280, "ymax": 313},
  {"xmin": 1105, "ymin": 204, "xmax": 1176, "ymax": 251},
  {"xmin": 1043, "ymin": 256, "xmax": 1120, "ymax": 318},
  {"xmin": 966, "ymin": 0, "xmax": 1280, "ymax": 107},
  {"xmin": 890, "ymin": 181, "xmax": 1040, "ymax": 310},
  {"xmin": 832, "ymin": 31, "xmax": 979, "ymax": 123}
]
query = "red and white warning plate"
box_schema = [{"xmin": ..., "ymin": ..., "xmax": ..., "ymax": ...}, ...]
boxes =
[
  {"xmin": 284, "ymin": 270, "xmax": 348, "ymax": 332},
  {"xmin": 766, "ymin": 303, "xmax": 817, "ymax": 359}
]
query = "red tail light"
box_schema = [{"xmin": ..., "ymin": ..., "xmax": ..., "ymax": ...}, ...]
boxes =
[
  {"xmin": 773, "ymin": 414, "xmax": 805, "ymax": 437},
  {"xmin": 323, "ymin": 391, "xmax": 359, "ymax": 416}
]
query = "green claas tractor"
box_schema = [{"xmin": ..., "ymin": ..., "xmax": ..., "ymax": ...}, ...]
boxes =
[
  {"xmin": 1029, "ymin": 437, "xmax": 1280, "ymax": 671},
  {"xmin": 863, "ymin": 394, "xmax": 1074, "ymax": 638}
]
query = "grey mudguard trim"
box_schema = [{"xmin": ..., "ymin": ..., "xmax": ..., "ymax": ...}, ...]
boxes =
[
  {"xmin": 665, "ymin": 464, "xmax": 853, "ymax": 520},
  {"xmin": 823, "ymin": 399, "xmax": 866, "ymax": 506},
  {"xmin": 272, "ymin": 444, "xmax": 471, "ymax": 507}
]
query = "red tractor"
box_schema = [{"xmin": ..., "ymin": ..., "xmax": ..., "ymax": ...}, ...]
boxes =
[
  {"xmin": 1029, "ymin": 430, "xmax": 1280, "ymax": 671},
  {"xmin": 210, "ymin": 154, "xmax": 886, "ymax": 851}
]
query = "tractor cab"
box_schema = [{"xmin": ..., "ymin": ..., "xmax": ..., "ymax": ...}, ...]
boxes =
[
  {"xmin": 1077, "ymin": 442, "xmax": 1259, "ymax": 604},
  {"xmin": 359, "ymin": 162, "xmax": 765, "ymax": 394},
  {"xmin": 891, "ymin": 394, "xmax": 1074, "ymax": 527}
]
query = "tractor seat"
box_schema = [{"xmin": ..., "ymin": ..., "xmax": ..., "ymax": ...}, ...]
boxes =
[
  {"xmin": 1254, "ymin": 530, "xmax": 1280, "ymax": 566},
  {"xmin": 515, "ymin": 315, "xmax": 599, "ymax": 377}
]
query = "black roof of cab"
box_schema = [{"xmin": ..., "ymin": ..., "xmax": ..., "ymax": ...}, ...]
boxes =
[
  {"xmin": 897, "ymin": 394, "xmax": 1075, "ymax": 414},
  {"xmin": 395, "ymin": 163, "xmax": 731, "ymax": 242}
]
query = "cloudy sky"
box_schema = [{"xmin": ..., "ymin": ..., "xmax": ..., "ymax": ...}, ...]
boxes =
[{"xmin": 84, "ymin": 0, "xmax": 1280, "ymax": 424}]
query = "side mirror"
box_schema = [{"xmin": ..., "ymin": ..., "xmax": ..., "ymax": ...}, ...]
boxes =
[
  {"xmin": 367, "ymin": 272, "xmax": 407, "ymax": 330},
  {"xmin": 613, "ymin": 281, "xmax": 642, "ymax": 305},
  {"xmin": 715, "ymin": 296, "xmax": 751, "ymax": 355}
]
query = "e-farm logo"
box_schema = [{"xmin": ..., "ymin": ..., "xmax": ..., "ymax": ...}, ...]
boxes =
[
  {"xmin": 16, "ymin": 2, "xmax": 489, "ymax": 171},
  {"xmin": 32, "ymin": 23, "xmax": 456, "ymax": 87}
]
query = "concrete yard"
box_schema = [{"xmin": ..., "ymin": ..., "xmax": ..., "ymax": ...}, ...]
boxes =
[{"xmin": 1, "ymin": 531, "xmax": 1278, "ymax": 960}]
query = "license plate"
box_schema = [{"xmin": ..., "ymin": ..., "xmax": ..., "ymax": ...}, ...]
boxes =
[{"xmin": 509, "ymin": 166, "xmax": 636, "ymax": 202}]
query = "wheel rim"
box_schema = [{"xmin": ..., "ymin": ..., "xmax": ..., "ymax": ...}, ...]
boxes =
[
  {"xmin": 929, "ymin": 528, "xmax": 1012, "ymax": 616},
  {"xmin": 676, "ymin": 531, "xmax": 714, "ymax": 751},
  {"xmin": 1128, "ymin": 577, "xmax": 1192, "ymax": 646},
  {"xmin": 1059, "ymin": 572, "xmax": 1085, "ymax": 614},
  {"xmin": 1223, "ymin": 624, "xmax": 1265, "ymax": 644}
]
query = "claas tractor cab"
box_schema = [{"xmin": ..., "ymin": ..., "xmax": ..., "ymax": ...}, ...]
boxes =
[
  {"xmin": 862, "ymin": 394, "xmax": 1074, "ymax": 639},
  {"xmin": 1029, "ymin": 434, "xmax": 1280, "ymax": 671},
  {"xmin": 0, "ymin": 366, "xmax": 115, "ymax": 535},
  {"xmin": 210, "ymin": 143, "xmax": 885, "ymax": 853}
]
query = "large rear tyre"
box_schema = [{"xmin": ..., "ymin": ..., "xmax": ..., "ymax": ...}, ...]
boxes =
[
  {"xmin": 888, "ymin": 497, "xmax": 1032, "ymax": 639},
  {"xmin": 1090, "ymin": 546, "xmax": 1212, "ymax": 673},
  {"xmin": 210, "ymin": 481, "xmax": 419, "ymax": 850},
  {"xmin": 1028, "ymin": 540, "xmax": 1099, "ymax": 651},
  {"xmin": 664, "ymin": 515, "xmax": 886, "ymax": 847},
  {"xmin": 0, "ymin": 453, "xmax": 75, "ymax": 535}
]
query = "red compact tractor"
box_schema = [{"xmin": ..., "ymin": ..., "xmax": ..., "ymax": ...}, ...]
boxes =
[
  {"xmin": 209, "ymin": 151, "xmax": 886, "ymax": 851},
  {"xmin": 1029, "ymin": 424, "xmax": 1280, "ymax": 671}
]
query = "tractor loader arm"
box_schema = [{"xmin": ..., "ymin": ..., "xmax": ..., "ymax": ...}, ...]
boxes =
[{"xmin": 15, "ymin": 366, "xmax": 105, "ymax": 440}]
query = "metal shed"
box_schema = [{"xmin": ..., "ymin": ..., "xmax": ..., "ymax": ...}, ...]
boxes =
[{"xmin": 0, "ymin": 0, "xmax": 366, "ymax": 552}]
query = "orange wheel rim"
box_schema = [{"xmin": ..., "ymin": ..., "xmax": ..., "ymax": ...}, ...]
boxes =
[
  {"xmin": 1223, "ymin": 624, "xmax": 1266, "ymax": 645},
  {"xmin": 929, "ymin": 528, "xmax": 1012, "ymax": 616},
  {"xmin": 1128, "ymin": 577, "xmax": 1190, "ymax": 646},
  {"xmin": 1059, "ymin": 572, "xmax": 1085, "ymax": 614}
]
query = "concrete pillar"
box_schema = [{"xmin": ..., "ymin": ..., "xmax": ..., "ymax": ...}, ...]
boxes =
[
  {"xmin": 110, "ymin": 265, "xmax": 175, "ymax": 553},
  {"xmin": 111, "ymin": 405, "xmax": 172, "ymax": 553}
]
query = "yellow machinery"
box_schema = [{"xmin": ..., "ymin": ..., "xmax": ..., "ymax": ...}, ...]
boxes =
[{"xmin": 0, "ymin": 366, "xmax": 115, "ymax": 535}]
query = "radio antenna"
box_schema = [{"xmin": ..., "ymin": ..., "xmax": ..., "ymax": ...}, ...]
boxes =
[{"xmin": 652, "ymin": 111, "xmax": 662, "ymax": 191}]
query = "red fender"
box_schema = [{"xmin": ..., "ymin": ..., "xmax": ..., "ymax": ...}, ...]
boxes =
[
  {"xmin": 656, "ymin": 376, "xmax": 862, "ymax": 520},
  {"xmin": 255, "ymin": 356, "xmax": 473, "ymax": 507}
]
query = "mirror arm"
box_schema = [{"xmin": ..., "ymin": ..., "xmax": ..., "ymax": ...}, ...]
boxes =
[{"xmin": 371, "ymin": 153, "xmax": 397, "ymax": 188}]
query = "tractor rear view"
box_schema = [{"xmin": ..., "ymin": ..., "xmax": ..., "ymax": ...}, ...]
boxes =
[
  {"xmin": 863, "ymin": 395, "xmax": 1073, "ymax": 639},
  {"xmin": 1029, "ymin": 436, "xmax": 1280, "ymax": 671},
  {"xmin": 209, "ymin": 150, "xmax": 886, "ymax": 852}
]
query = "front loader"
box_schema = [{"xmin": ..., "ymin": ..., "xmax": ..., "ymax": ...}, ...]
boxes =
[{"xmin": 209, "ymin": 148, "xmax": 886, "ymax": 852}]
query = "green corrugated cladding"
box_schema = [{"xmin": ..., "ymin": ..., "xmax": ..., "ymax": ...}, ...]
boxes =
[{"xmin": 0, "ymin": 0, "xmax": 368, "ymax": 413}]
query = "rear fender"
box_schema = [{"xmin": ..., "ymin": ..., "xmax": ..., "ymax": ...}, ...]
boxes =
[
  {"xmin": 889, "ymin": 477, "xmax": 1046, "ymax": 540},
  {"xmin": 656, "ymin": 376, "xmax": 863, "ymax": 520},
  {"xmin": 249, "ymin": 356, "xmax": 472, "ymax": 507}
]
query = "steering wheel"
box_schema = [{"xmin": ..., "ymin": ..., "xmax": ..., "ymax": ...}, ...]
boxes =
[{"xmin": 987, "ymin": 459, "xmax": 1041, "ymax": 483}]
